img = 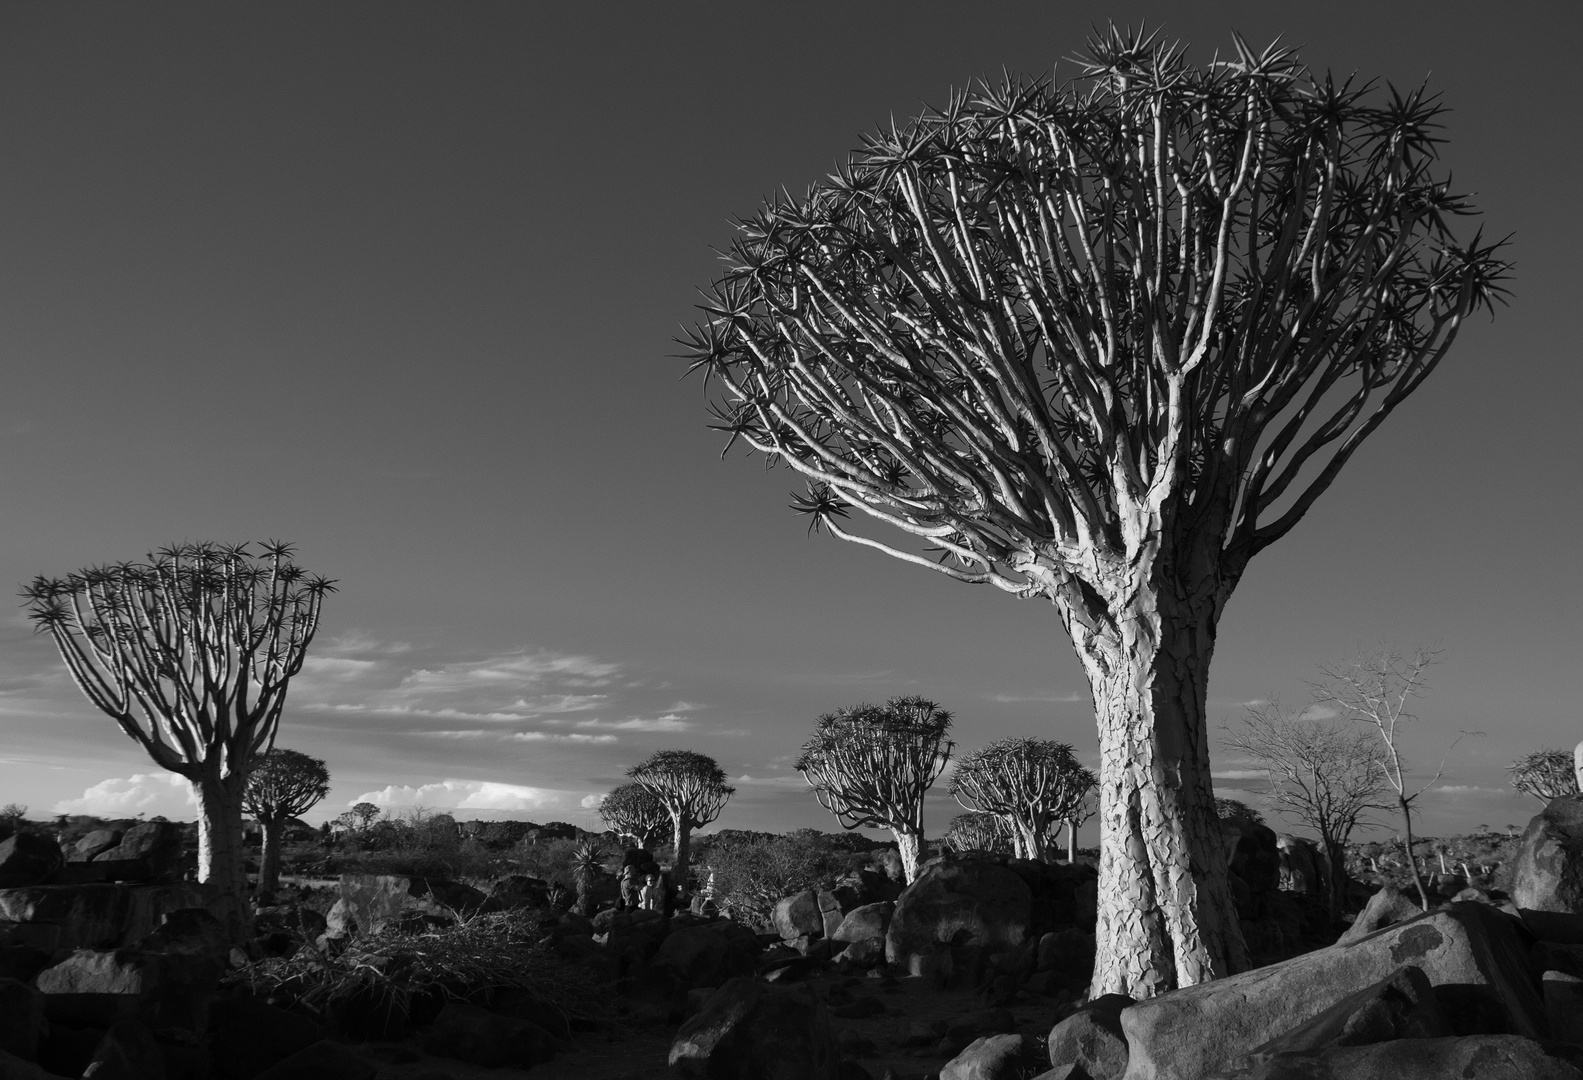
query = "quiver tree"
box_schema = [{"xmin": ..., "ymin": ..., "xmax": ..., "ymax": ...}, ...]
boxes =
[
  {"xmin": 23, "ymin": 542, "xmax": 332, "ymax": 936},
  {"xmin": 795, "ymin": 695, "xmax": 953, "ymax": 882},
  {"xmin": 684, "ymin": 26, "xmax": 1509, "ymax": 996},
  {"xmin": 627, "ymin": 750, "xmax": 734, "ymax": 887},
  {"xmin": 1224, "ymin": 700, "xmax": 1387, "ymax": 916},
  {"xmin": 945, "ymin": 811, "xmax": 1013, "ymax": 855},
  {"xmin": 1509, "ymin": 748, "xmax": 1580, "ymax": 804},
  {"xmin": 243, "ymin": 748, "xmax": 331, "ymax": 898},
  {"xmin": 599, "ymin": 782, "xmax": 671, "ymax": 848},
  {"xmin": 951, "ymin": 738, "xmax": 1096, "ymax": 861}
]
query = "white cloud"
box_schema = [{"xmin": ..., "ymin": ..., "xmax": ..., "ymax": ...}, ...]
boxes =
[
  {"xmin": 55, "ymin": 773, "xmax": 197, "ymax": 817},
  {"xmin": 1432, "ymin": 785, "xmax": 1506, "ymax": 795},
  {"xmin": 575, "ymin": 715, "xmax": 694, "ymax": 733},
  {"xmin": 580, "ymin": 794, "xmax": 605, "ymax": 809},
  {"xmin": 1213, "ymin": 769, "xmax": 1267, "ymax": 780},
  {"xmin": 512, "ymin": 732, "xmax": 618, "ymax": 744},
  {"xmin": 990, "ymin": 691, "xmax": 1084, "ymax": 704},
  {"xmin": 351, "ymin": 779, "xmax": 569, "ymax": 811},
  {"xmin": 734, "ymin": 773, "xmax": 807, "ymax": 787}
]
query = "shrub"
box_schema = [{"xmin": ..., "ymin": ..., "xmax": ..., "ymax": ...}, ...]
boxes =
[{"xmin": 694, "ymin": 830, "xmax": 868, "ymax": 929}]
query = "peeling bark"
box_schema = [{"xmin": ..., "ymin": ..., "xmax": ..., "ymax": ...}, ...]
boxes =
[
  {"xmin": 196, "ymin": 763, "xmax": 250, "ymax": 941},
  {"xmin": 259, "ymin": 818, "xmax": 285, "ymax": 899},
  {"xmin": 893, "ymin": 829, "xmax": 923, "ymax": 883}
]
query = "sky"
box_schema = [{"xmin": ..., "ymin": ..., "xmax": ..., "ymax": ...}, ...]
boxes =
[{"xmin": 0, "ymin": 1, "xmax": 1576, "ymax": 845}]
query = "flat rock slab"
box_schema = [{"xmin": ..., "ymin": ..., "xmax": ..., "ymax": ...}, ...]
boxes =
[{"xmin": 1121, "ymin": 902, "xmax": 1544, "ymax": 1080}]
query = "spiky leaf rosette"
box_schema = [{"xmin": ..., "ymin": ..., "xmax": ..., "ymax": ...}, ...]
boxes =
[
  {"xmin": 627, "ymin": 750, "xmax": 734, "ymax": 829},
  {"xmin": 598, "ymin": 782, "xmax": 671, "ymax": 846},
  {"xmin": 945, "ymin": 811, "xmax": 1014, "ymax": 854},
  {"xmin": 950, "ymin": 738, "xmax": 1096, "ymax": 837},
  {"xmin": 1509, "ymin": 748, "xmax": 1579, "ymax": 804}
]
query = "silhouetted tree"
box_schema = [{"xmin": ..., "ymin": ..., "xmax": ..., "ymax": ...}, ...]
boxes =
[
  {"xmin": 24, "ymin": 541, "xmax": 332, "ymax": 936},
  {"xmin": 944, "ymin": 811, "xmax": 1014, "ymax": 855},
  {"xmin": 244, "ymin": 748, "xmax": 331, "ymax": 897},
  {"xmin": 795, "ymin": 695, "xmax": 953, "ymax": 882},
  {"xmin": 1509, "ymin": 748, "xmax": 1579, "ymax": 804},
  {"xmin": 684, "ymin": 25, "xmax": 1507, "ymax": 994},
  {"xmin": 950, "ymin": 739, "xmax": 1095, "ymax": 860},
  {"xmin": 1224, "ymin": 700, "xmax": 1387, "ymax": 915},
  {"xmin": 599, "ymin": 782, "xmax": 670, "ymax": 848},
  {"xmin": 628, "ymin": 750, "xmax": 733, "ymax": 886}
]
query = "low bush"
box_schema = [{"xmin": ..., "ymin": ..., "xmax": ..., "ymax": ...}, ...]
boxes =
[{"xmin": 694, "ymin": 829, "xmax": 873, "ymax": 929}]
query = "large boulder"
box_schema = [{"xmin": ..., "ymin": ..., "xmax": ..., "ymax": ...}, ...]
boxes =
[
  {"xmin": 1120, "ymin": 903, "xmax": 1545, "ymax": 1080},
  {"xmin": 652, "ymin": 925, "xmax": 735, "ymax": 988},
  {"xmin": 254, "ymin": 1040, "xmax": 378, "ymax": 1080},
  {"xmin": 1048, "ymin": 993, "xmax": 1132, "ymax": 1080},
  {"xmin": 326, "ymin": 875, "xmax": 484, "ymax": 938},
  {"xmin": 422, "ymin": 1002, "xmax": 557, "ymax": 1069},
  {"xmin": 832, "ymin": 902, "xmax": 892, "ymax": 945},
  {"xmin": 1512, "ymin": 796, "xmax": 1583, "ymax": 916},
  {"xmin": 773, "ymin": 891, "xmax": 825, "ymax": 941},
  {"xmin": 69, "ymin": 831, "xmax": 122, "ymax": 863},
  {"xmin": 1275, "ymin": 836, "xmax": 1324, "ymax": 899},
  {"xmin": 92, "ymin": 822, "xmax": 182, "ymax": 876},
  {"xmin": 1338, "ymin": 886, "xmax": 1424, "ymax": 945},
  {"xmin": 941, "ymin": 1033, "xmax": 1039, "ymax": 1080},
  {"xmin": 885, "ymin": 856, "xmax": 1032, "ymax": 965},
  {"xmin": 0, "ymin": 977, "xmax": 43, "ymax": 1062},
  {"xmin": 208, "ymin": 995, "xmax": 326, "ymax": 1080},
  {"xmin": 82, "ymin": 1019, "xmax": 164, "ymax": 1080},
  {"xmin": 1235, "ymin": 964, "xmax": 1450, "ymax": 1068},
  {"xmin": 0, "ymin": 835, "xmax": 63, "ymax": 889},
  {"xmin": 0, "ymin": 883, "xmax": 205, "ymax": 952},
  {"xmin": 1210, "ymin": 1035, "xmax": 1583, "ymax": 1080},
  {"xmin": 669, "ymin": 976, "xmax": 839, "ymax": 1079},
  {"xmin": 35, "ymin": 948, "xmax": 222, "ymax": 1035}
]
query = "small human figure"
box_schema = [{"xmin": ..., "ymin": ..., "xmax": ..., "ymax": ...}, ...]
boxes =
[
  {"xmin": 618, "ymin": 863, "xmax": 641, "ymax": 911},
  {"xmin": 638, "ymin": 872, "xmax": 664, "ymax": 912}
]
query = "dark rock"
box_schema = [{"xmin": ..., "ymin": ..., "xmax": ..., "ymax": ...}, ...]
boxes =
[
  {"xmin": 1238, "ymin": 965, "xmax": 1450, "ymax": 1066},
  {"xmin": 93, "ymin": 823, "xmax": 181, "ymax": 876},
  {"xmin": 1048, "ymin": 993, "xmax": 1131, "ymax": 1080},
  {"xmin": 669, "ymin": 976, "xmax": 839, "ymax": 1079},
  {"xmin": 1434, "ymin": 983, "xmax": 1520, "ymax": 1036},
  {"xmin": 1224, "ymin": 821, "xmax": 1280, "ymax": 898},
  {"xmin": 82, "ymin": 1019, "xmax": 164, "ymax": 1080},
  {"xmin": 774, "ymin": 890, "xmax": 825, "ymax": 941},
  {"xmin": 0, "ymin": 835, "xmax": 63, "ymax": 889},
  {"xmin": 326, "ymin": 875, "xmax": 483, "ymax": 937},
  {"xmin": 1037, "ymin": 929, "xmax": 1096, "ymax": 989},
  {"xmin": 482, "ymin": 874, "xmax": 550, "ymax": 912},
  {"xmin": 252, "ymin": 1039, "xmax": 378, "ymax": 1080},
  {"xmin": 70, "ymin": 830, "xmax": 123, "ymax": 863},
  {"xmin": 0, "ymin": 884, "xmax": 205, "ymax": 952},
  {"xmin": 208, "ymin": 995, "xmax": 325, "ymax": 1080},
  {"xmin": 136, "ymin": 909, "xmax": 229, "ymax": 956},
  {"xmin": 0, "ymin": 945, "xmax": 50, "ymax": 984},
  {"xmin": 0, "ymin": 1044, "xmax": 71, "ymax": 1079},
  {"xmin": 1213, "ymin": 1035, "xmax": 1583, "ymax": 1079},
  {"xmin": 836, "ymin": 869, "xmax": 902, "ymax": 906},
  {"xmin": 885, "ymin": 857, "xmax": 1032, "ymax": 966},
  {"xmin": 839, "ymin": 1061, "xmax": 876, "ymax": 1080},
  {"xmin": 941, "ymin": 1033, "xmax": 1038, "ymax": 1080},
  {"xmin": 1513, "ymin": 796, "xmax": 1583, "ymax": 916},
  {"xmin": 1545, "ymin": 971, "xmax": 1583, "ymax": 1045},
  {"xmin": 35, "ymin": 949, "xmax": 221, "ymax": 1035},
  {"xmin": 39, "ymin": 1025, "xmax": 104, "ymax": 1078},
  {"xmin": 421, "ymin": 1002, "xmax": 556, "ymax": 1068},
  {"xmin": 1276, "ymin": 835, "xmax": 1326, "ymax": 899},
  {"xmin": 1123, "ymin": 903, "xmax": 1545, "ymax": 1080},
  {"xmin": 1338, "ymin": 886, "xmax": 1424, "ymax": 944},
  {"xmin": 653, "ymin": 925, "xmax": 733, "ymax": 987},
  {"xmin": 485, "ymin": 987, "xmax": 572, "ymax": 1041},
  {"xmin": 0, "ymin": 977, "xmax": 43, "ymax": 1062}
]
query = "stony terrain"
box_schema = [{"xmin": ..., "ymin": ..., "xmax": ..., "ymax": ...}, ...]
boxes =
[{"xmin": 2, "ymin": 804, "xmax": 1583, "ymax": 1079}]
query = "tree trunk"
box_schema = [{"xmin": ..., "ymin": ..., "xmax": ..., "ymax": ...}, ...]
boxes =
[
  {"xmin": 1017, "ymin": 815, "xmax": 1051, "ymax": 861},
  {"xmin": 1066, "ymin": 819, "xmax": 1078, "ymax": 863},
  {"xmin": 259, "ymin": 816, "xmax": 285, "ymax": 899},
  {"xmin": 891, "ymin": 828, "xmax": 923, "ymax": 883},
  {"xmin": 672, "ymin": 815, "xmax": 692, "ymax": 892},
  {"xmin": 1399, "ymin": 799, "xmax": 1431, "ymax": 910},
  {"xmin": 1066, "ymin": 572, "xmax": 1249, "ymax": 999},
  {"xmin": 1322, "ymin": 836, "xmax": 1347, "ymax": 920},
  {"xmin": 195, "ymin": 764, "xmax": 250, "ymax": 942}
]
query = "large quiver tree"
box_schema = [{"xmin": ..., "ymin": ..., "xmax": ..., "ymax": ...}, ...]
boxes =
[
  {"xmin": 244, "ymin": 748, "xmax": 331, "ymax": 898},
  {"xmin": 795, "ymin": 695, "xmax": 953, "ymax": 882},
  {"xmin": 627, "ymin": 750, "xmax": 733, "ymax": 887},
  {"xmin": 599, "ymin": 781, "xmax": 671, "ymax": 848},
  {"xmin": 951, "ymin": 738, "xmax": 1095, "ymax": 861},
  {"xmin": 23, "ymin": 541, "xmax": 333, "ymax": 936},
  {"xmin": 684, "ymin": 27, "xmax": 1509, "ymax": 997}
]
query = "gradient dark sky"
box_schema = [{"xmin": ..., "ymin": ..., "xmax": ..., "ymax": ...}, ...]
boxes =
[{"xmin": 0, "ymin": 2, "xmax": 1576, "ymax": 841}]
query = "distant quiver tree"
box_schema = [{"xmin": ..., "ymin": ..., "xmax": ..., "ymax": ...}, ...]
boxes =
[
  {"xmin": 944, "ymin": 811, "xmax": 1014, "ymax": 855},
  {"xmin": 684, "ymin": 26, "xmax": 1509, "ymax": 996},
  {"xmin": 1509, "ymin": 748, "xmax": 1580, "ymax": 804},
  {"xmin": 244, "ymin": 748, "xmax": 331, "ymax": 898},
  {"xmin": 951, "ymin": 739, "xmax": 1096, "ymax": 861},
  {"xmin": 599, "ymin": 781, "xmax": 671, "ymax": 849},
  {"xmin": 23, "ymin": 541, "xmax": 333, "ymax": 936},
  {"xmin": 795, "ymin": 695, "xmax": 953, "ymax": 883},
  {"xmin": 627, "ymin": 750, "xmax": 733, "ymax": 887}
]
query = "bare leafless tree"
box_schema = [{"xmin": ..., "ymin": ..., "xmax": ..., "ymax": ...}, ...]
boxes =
[
  {"xmin": 683, "ymin": 24, "xmax": 1508, "ymax": 995},
  {"xmin": 951, "ymin": 738, "xmax": 1096, "ymax": 861},
  {"xmin": 244, "ymin": 748, "xmax": 331, "ymax": 898},
  {"xmin": 1224, "ymin": 699, "xmax": 1388, "ymax": 915},
  {"xmin": 795, "ymin": 695, "xmax": 953, "ymax": 882},
  {"xmin": 1313, "ymin": 646, "xmax": 1469, "ymax": 910},
  {"xmin": 598, "ymin": 781, "xmax": 671, "ymax": 848},
  {"xmin": 24, "ymin": 541, "xmax": 332, "ymax": 936},
  {"xmin": 628, "ymin": 750, "xmax": 733, "ymax": 887},
  {"xmin": 1508, "ymin": 748, "xmax": 1579, "ymax": 804}
]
